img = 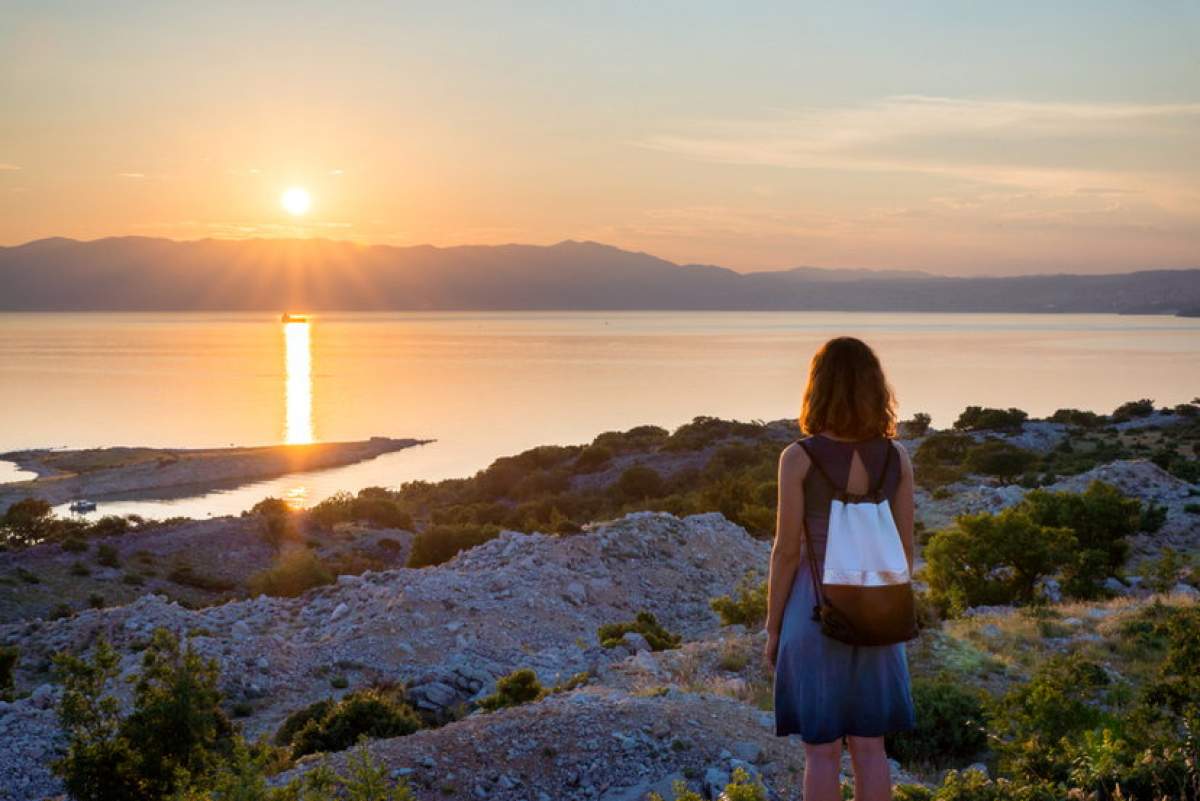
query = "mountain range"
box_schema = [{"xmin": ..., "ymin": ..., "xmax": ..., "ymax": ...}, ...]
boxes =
[{"xmin": 1, "ymin": 236, "xmax": 1197, "ymax": 314}]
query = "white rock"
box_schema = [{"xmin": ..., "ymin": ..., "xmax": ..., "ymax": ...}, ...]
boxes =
[{"xmin": 330, "ymin": 602, "xmax": 349, "ymax": 621}]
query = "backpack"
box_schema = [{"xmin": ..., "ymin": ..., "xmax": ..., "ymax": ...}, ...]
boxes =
[{"xmin": 798, "ymin": 439, "xmax": 918, "ymax": 647}]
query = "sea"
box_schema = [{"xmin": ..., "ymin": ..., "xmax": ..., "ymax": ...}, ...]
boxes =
[{"xmin": 1, "ymin": 311, "xmax": 1197, "ymax": 519}]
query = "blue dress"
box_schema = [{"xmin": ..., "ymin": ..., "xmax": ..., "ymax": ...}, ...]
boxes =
[{"xmin": 774, "ymin": 434, "xmax": 916, "ymax": 744}]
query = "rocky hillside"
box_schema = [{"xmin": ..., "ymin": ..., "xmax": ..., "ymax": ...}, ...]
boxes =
[{"xmin": 0, "ymin": 512, "xmax": 783, "ymax": 801}]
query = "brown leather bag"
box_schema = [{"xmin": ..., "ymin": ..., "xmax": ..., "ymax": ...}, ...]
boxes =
[{"xmin": 799, "ymin": 440, "xmax": 918, "ymax": 647}]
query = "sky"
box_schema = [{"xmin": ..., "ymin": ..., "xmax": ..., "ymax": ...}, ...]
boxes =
[{"xmin": 1, "ymin": 1, "xmax": 1198, "ymax": 275}]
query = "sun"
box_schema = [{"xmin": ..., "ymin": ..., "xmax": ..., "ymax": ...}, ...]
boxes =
[{"xmin": 281, "ymin": 187, "xmax": 311, "ymax": 216}]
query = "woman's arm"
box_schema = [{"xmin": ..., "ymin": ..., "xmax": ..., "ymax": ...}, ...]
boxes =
[
  {"xmin": 764, "ymin": 443, "xmax": 808, "ymax": 668},
  {"xmin": 892, "ymin": 441, "xmax": 916, "ymax": 571}
]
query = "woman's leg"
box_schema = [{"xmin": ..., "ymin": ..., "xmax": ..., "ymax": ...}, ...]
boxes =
[
  {"xmin": 803, "ymin": 739, "xmax": 843, "ymax": 801},
  {"xmin": 846, "ymin": 735, "xmax": 891, "ymax": 801}
]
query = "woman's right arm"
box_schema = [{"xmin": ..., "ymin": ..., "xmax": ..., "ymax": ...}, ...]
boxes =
[{"xmin": 764, "ymin": 443, "xmax": 808, "ymax": 668}]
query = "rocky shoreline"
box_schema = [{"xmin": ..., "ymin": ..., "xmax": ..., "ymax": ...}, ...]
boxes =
[{"xmin": 0, "ymin": 437, "xmax": 431, "ymax": 513}]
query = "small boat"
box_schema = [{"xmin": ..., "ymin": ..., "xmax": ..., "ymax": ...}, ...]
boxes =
[
  {"xmin": 281, "ymin": 312, "xmax": 308, "ymax": 323},
  {"xmin": 69, "ymin": 500, "xmax": 97, "ymax": 513}
]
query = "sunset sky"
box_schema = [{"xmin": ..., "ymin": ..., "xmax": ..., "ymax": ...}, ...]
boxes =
[{"xmin": 1, "ymin": 1, "xmax": 1197, "ymax": 275}]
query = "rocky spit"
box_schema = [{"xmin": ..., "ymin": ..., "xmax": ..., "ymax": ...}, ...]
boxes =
[{"xmin": 0, "ymin": 512, "xmax": 803, "ymax": 801}]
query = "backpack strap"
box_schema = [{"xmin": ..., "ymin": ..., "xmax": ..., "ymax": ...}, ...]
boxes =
[
  {"xmin": 870, "ymin": 440, "xmax": 896, "ymax": 500},
  {"xmin": 796, "ymin": 440, "xmax": 829, "ymax": 621}
]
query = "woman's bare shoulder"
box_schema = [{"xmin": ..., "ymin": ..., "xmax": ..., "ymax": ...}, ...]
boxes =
[{"xmin": 779, "ymin": 440, "xmax": 811, "ymax": 477}]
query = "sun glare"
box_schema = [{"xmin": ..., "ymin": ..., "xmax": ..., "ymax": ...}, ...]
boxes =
[{"xmin": 281, "ymin": 187, "xmax": 311, "ymax": 216}]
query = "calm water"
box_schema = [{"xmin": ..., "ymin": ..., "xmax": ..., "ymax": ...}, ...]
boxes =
[{"xmin": 1, "ymin": 311, "xmax": 1197, "ymax": 519}]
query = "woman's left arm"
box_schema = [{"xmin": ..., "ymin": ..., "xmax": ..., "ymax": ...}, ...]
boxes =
[{"xmin": 892, "ymin": 441, "xmax": 916, "ymax": 570}]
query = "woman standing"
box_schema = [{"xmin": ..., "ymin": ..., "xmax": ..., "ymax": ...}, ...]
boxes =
[{"xmin": 764, "ymin": 337, "xmax": 916, "ymax": 801}]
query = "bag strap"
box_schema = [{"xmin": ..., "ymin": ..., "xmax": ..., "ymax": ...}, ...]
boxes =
[
  {"xmin": 796, "ymin": 440, "xmax": 827, "ymax": 621},
  {"xmin": 800, "ymin": 436, "xmax": 895, "ymax": 501}
]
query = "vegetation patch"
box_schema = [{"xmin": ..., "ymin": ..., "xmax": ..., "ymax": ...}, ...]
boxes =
[{"xmin": 598, "ymin": 611, "xmax": 682, "ymax": 651}]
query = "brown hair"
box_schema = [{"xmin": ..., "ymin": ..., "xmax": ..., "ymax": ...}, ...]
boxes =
[{"xmin": 800, "ymin": 337, "xmax": 897, "ymax": 440}]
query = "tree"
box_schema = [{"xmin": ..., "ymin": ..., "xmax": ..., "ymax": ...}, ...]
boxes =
[
  {"xmin": 954, "ymin": 406, "xmax": 1028, "ymax": 432},
  {"xmin": 2, "ymin": 497, "xmax": 54, "ymax": 546},
  {"xmin": 964, "ymin": 440, "xmax": 1039, "ymax": 483},
  {"xmin": 924, "ymin": 509, "xmax": 1075, "ymax": 615}
]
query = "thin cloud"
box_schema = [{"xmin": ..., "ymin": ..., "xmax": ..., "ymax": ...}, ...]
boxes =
[
  {"xmin": 0, "ymin": 163, "xmax": 20, "ymax": 171},
  {"xmin": 640, "ymin": 96, "xmax": 1200, "ymax": 192}
]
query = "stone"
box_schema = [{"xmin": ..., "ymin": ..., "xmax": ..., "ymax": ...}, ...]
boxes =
[
  {"xmin": 231, "ymin": 619, "xmax": 251, "ymax": 639},
  {"xmin": 330, "ymin": 602, "xmax": 350, "ymax": 621},
  {"xmin": 1103, "ymin": 577, "xmax": 1129, "ymax": 595},
  {"xmin": 730, "ymin": 741, "xmax": 762, "ymax": 764},
  {"xmin": 703, "ymin": 766, "xmax": 730, "ymax": 799},
  {"xmin": 1171, "ymin": 583, "xmax": 1200, "ymax": 600},
  {"xmin": 564, "ymin": 581, "xmax": 588, "ymax": 606},
  {"xmin": 621, "ymin": 632, "xmax": 651, "ymax": 653}
]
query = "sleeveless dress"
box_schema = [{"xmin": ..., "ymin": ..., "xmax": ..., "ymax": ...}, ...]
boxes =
[{"xmin": 773, "ymin": 434, "xmax": 916, "ymax": 744}]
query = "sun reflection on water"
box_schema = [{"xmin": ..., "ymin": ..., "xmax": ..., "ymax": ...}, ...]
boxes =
[{"xmin": 284, "ymin": 320, "xmax": 314, "ymax": 445}]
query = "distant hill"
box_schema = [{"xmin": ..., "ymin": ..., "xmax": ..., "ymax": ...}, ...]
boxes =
[{"xmin": 0, "ymin": 236, "xmax": 1197, "ymax": 313}]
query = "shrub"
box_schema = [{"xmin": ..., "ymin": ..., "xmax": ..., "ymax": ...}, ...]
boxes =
[
  {"xmin": 954, "ymin": 406, "xmax": 1028, "ymax": 432},
  {"xmin": 887, "ymin": 676, "xmax": 988, "ymax": 768},
  {"xmin": 16, "ymin": 566, "xmax": 40, "ymax": 584},
  {"xmin": 963, "ymin": 440, "xmax": 1039, "ymax": 482},
  {"xmin": 574, "ymin": 444, "xmax": 613, "ymax": 472},
  {"xmin": 289, "ymin": 689, "xmax": 422, "ymax": 757},
  {"xmin": 913, "ymin": 431, "xmax": 973, "ymax": 488},
  {"xmin": 167, "ymin": 564, "xmax": 236, "ymax": 593},
  {"xmin": 924, "ymin": 508, "xmax": 1075, "ymax": 615},
  {"xmin": 1020, "ymin": 481, "xmax": 1139, "ymax": 598},
  {"xmin": 1144, "ymin": 548, "xmax": 1191, "ymax": 593},
  {"xmin": 991, "ymin": 653, "xmax": 1112, "ymax": 781},
  {"xmin": 592, "ymin": 425, "xmax": 669, "ymax": 453},
  {"xmin": 310, "ymin": 490, "xmax": 413, "ymax": 529},
  {"xmin": 407, "ymin": 523, "xmax": 499, "ymax": 568},
  {"xmin": 1049, "ymin": 408, "xmax": 1103, "ymax": 428},
  {"xmin": 122, "ymin": 572, "xmax": 145, "ymax": 586},
  {"xmin": 1141, "ymin": 501, "xmax": 1169, "ymax": 532},
  {"xmin": 1112, "ymin": 398, "xmax": 1155, "ymax": 421},
  {"xmin": 710, "ymin": 572, "xmax": 767, "ymax": 627},
  {"xmin": 649, "ymin": 768, "xmax": 765, "ymax": 801},
  {"xmin": 70, "ymin": 561, "xmax": 92, "ymax": 577},
  {"xmin": 247, "ymin": 549, "xmax": 334, "ymax": 598},
  {"xmin": 274, "ymin": 698, "xmax": 334, "ymax": 746},
  {"xmin": 598, "ymin": 611, "xmax": 682, "ymax": 651},
  {"xmin": 96, "ymin": 543, "xmax": 120, "ymax": 568},
  {"xmin": 53, "ymin": 629, "xmax": 235, "ymax": 801},
  {"xmin": 2, "ymin": 497, "xmax": 54, "ymax": 546},
  {"xmin": 478, "ymin": 668, "xmax": 545, "ymax": 711},
  {"xmin": 50, "ymin": 603, "xmax": 75, "ymax": 620},
  {"xmin": 614, "ymin": 465, "xmax": 666, "ymax": 501},
  {"xmin": 87, "ymin": 517, "xmax": 130, "ymax": 539},
  {"xmin": 899, "ymin": 412, "xmax": 932, "ymax": 438},
  {"xmin": 0, "ymin": 645, "xmax": 16, "ymax": 701},
  {"xmin": 61, "ymin": 536, "xmax": 88, "ymax": 553},
  {"xmin": 87, "ymin": 593, "xmax": 105, "ymax": 609}
]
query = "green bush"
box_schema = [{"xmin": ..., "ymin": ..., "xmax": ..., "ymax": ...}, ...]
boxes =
[
  {"xmin": 598, "ymin": 611, "xmax": 682, "ymax": 651},
  {"xmin": 648, "ymin": 768, "xmax": 766, "ymax": 801},
  {"xmin": 614, "ymin": 465, "xmax": 666, "ymax": 500},
  {"xmin": 913, "ymin": 431, "xmax": 973, "ymax": 488},
  {"xmin": 963, "ymin": 440, "xmax": 1039, "ymax": 482},
  {"xmin": 167, "ymin": 564, "xmax": 236, "ymax": 593},
  {"xmin": 887, "ymin": 676, "xmax": 988, "ymax": 768},
  {"xmin": 924, "ymin": 508, "xmax": 1075, "ymax": 615},
  {"xmin": 288, "ymin": 689, "xmax": 422, "ymax": 758},
  {"xmin": 954, "ymin": 406, "xmax": 1028, "ymax": 432},
  {"xmin": 310, "ymin": 490, "xmax": 413, "ymax": 529},
  {"xmin": 53, "ymin": 629, "xmax": 235, "ymax": 801},
  {"xmin": 574, "ymin": 445, "xmax": 614, "ymax": 472},
  {"xmin": 70, "ymin": 561, "xmax": 92, "ymax": 577},
  {"xmin": 407, "ymin": 523, "xmax": 500, "ymax": 568},
  {"xmin": 990, "ymin": 653, "xmax": 1112, "ymax": 781},
  {"xmin": 62, "ymin": 536, "xmax": 88, "ymax": 553},
  {"xmin": 899, "ymin": 412, "xmax": 932, "ymax": 438},
  {"xmin": 274, "ymin": 699, "xmax": 334, "ymax": 746},
  {"xmin": 1049, "ymin": 408, "xmax": 1103, "ymax": 428},
  {"xmin": 710, "ymin": 572, "xmax": 767, "ymax": 627},
  {"xmin": 1021, "ymin": 481, "xmax": 1139, "ymax": 598},
  {"xmin": 96, "ymin": 543, "xmax": 120, "ymax": 568},
  {"xmin": 1, "ymin": 497, "xmax": 54, "ymax": 546},
  {"xmin": 477, "ymin": 668, "xmax": 545, "ymax": 711},
  {"xmin": 0, "ymin": 645, "xmax": 16, "ymax": 701},
  {"xmin": 1112, "ymin": 398, "xmax": 1155, "ymax": 421},
  {"xmin": 247, "ymin": 549, "xmax": 334, "ymax": 597}
]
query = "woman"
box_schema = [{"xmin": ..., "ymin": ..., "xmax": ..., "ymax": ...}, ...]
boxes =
[{"xmin": 764, "ymin": 337, "xmax": 916, "ymax": 801}]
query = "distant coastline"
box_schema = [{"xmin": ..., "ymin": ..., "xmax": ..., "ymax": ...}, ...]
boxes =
[{"xmin": 2, "ymin": 236, "xmax": 1197, "ymax": 315}]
